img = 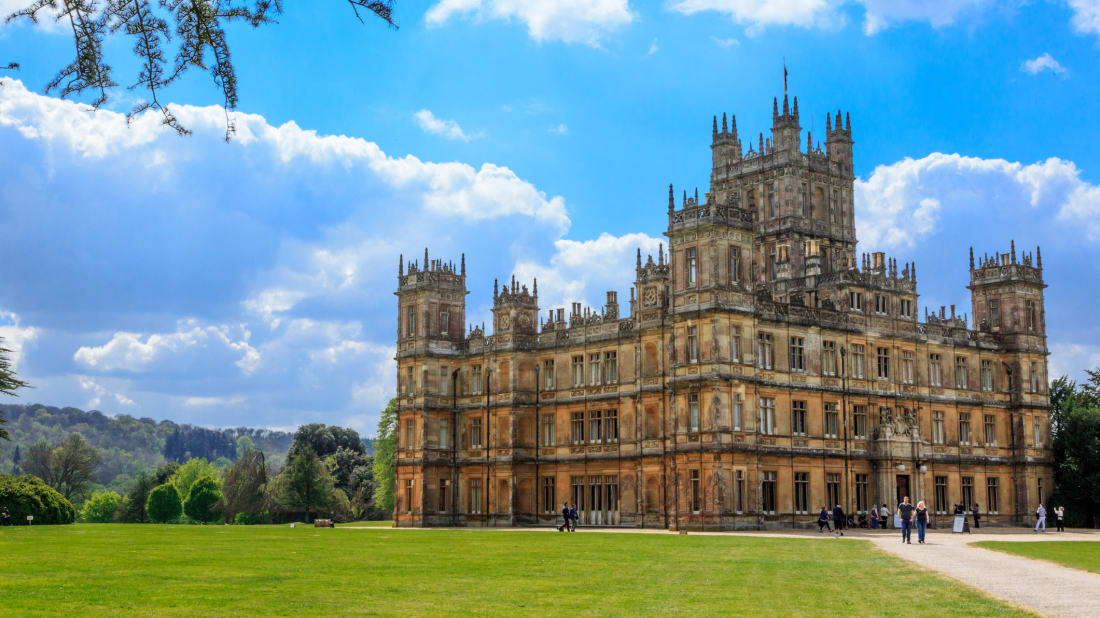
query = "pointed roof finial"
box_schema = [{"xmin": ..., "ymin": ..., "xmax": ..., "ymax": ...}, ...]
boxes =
[
  {"xmin": 807, "ymin": 131, "xmax": 812, "ymax": 153},
  {"xmin": 493, "ymin": 278, "xmax": 499, "ymax": 298},
  {"xmin": 659, "ymin": 243, "xmax": 664, "ymax": 266},
  {"xmin": 1036, "ymin": 245, "xmax": 1042, "ymax": 268},
  {"xmin": 637, "ymin": 247, "xmax": 642, "ymax": 270},
  {"xmin": 1011, "ymin": 240, "xmax": 1016, "ymax": 263},
  {"xmin": 836, "ymin": 109, "xmax": 842, "ymax": 130},
  {"xmin": 783, "ymin": 93, "xmax": 789, "ymax": 116},
  {"xmin": 759, "ymin": 133, "xmax": 764, "ymax": 153},
  {"xmin": 721, "ymin": 112, "xmax": 727, "ymax": 133},
  {"xmin": 533, "ymin": 278, "xmax": 538, "ymax": 298},
  {"xmin": 773, "ymin": 97, "xmax": 779, "ymax": 119},
  {"xmin": 511, "ymin": 274, "xmax": 516, "ymax": 293},
  {"xmin": 712, "ymin": 115, "xmax": 718, "ymax": 137},
  {"xmin": 399, "ymin": 254, "xmax": 404, "ymax": 277},
  {"xmin": 424, "ymin": 247, "xmax": 429, "ymax": 268},
  {"xmin": 731, "ymin": 114, "xmax": 737, "ymax": 138},
  {"xmin": 826, "ymin": 112, "xmax": 832, "ymax": 132},
  {"xmin": 694, "ymin": 187, "xmax": 699, "ymax": 204},
  {"xmin": 793, "ymin": 96, "xmax": 799, "ymax": 118},
  {"xmin": 845, "ymin": 112, "xmax": 850, "ymax": 132},
  {"xmin": 682, "ymin": 190, "xmax": 687, "ymax": 207},
  {"xmin": 969, "ymin": 247, "xmax": 974, "ymax": 271},
  {"xmin": 461, "ymin": 253, "xmax": 466, "ymax": 276},
  {"xmin": 668, "ymin": 183, "xmax": 675, "ymax": 212}
]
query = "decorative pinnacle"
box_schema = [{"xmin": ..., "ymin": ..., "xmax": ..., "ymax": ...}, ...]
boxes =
[
  {"xmin": 773, "ymin": 97, "xmax": 779, "ymax": 119},
  {"xmin": 826, "ymin": 112, "xmax": 832, "ymax": 132},
  {"xmin": 424, "ymin": 247, "xmax": 429, "ymax": 267},
  {"xmin": 969, "ymin": 247, "xmax": 974, "ymax": 271},
  {"xmin": 793, "ymin": 96, "xmax": 799, "ymax": 118},
  {"xmin": 668, "ymin": 183, "xmax": 674, "ymax": 212},
  {"xmin": 1011, "ymin": 240, "xmax": 1016, "ymax": 263},
  {"xmin": 712, "ymin": 115, "xmax": 717, "ymax": 137},
  {"xmin": 835, "ymin": 109, "xmax": 842, "ymax": 130},
  {"xmin": 845, "ymin": 112, "xmax": 850, "ymax": 132},
  {"xmin": 721, "ymin": 112, "xmax": 727, "ymax": 133},
  {"xmin": 461, "ymin": 253, "xmax": 466, "ymax": 276},
  {"xmin": 533, "ymin": 278, "xmax": 538, "ymax": 298},
  {"xmin": 493, "ymin": 278, "xmax": 498, "ymax": 298},
  {"xmin": 1036, "ymin": 245, "xmax": 1042, "ymax": 269},
  {"xmin": 783, "ymin": 93, "xmax": 789, "ymax": 116},
  {"xmin": 399, "ymin": 254, "xmax": 404, "ymax": 276},
  {"xmin": 731, "ymin": 114, "xmax": 737, "ymax": 138},
  {"xmin": 636, "ymin": 247, "xmax": 642, "ymax": 270}
]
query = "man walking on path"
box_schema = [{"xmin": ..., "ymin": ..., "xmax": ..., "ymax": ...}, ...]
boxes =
[
  {"xmin": 1035, "ymin": 504, "xmax": 1047, "ymax": 532},
  {"xmin": 569, "ymin": 503, "xmax": 578, "ymax": 532},
  {"xmin": 1055, "ymin": 505, "xmax": 1065, "ymax": 532},
  {"xmin": 879, "ymin": 503, "xmax": 890, "ymax": 530},
  {"xmin": 833, "ymin": 504, "xmax": 845, "ymax": 537},
  {"xmin": 898, "ymin": 497, "xmax": 915, "ymax": 544},
  {"xmin": 558, "ymin": 502, "xmax": 570, "ymax": 532},
  {"xmin": 971, "ymin": 503, "xmax": 981, "ymax": 529}
]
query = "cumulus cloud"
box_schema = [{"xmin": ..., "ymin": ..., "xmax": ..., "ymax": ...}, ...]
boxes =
[
  {"xmin": 711, "ymin": 36, "xmax": 740, "ymax": 47},
  {"xmin": 425, "ymin": 0, "xmax": 634, "ymax": 46},
  {"xmin": 1049, "ymin": 342, "xmax": 1100, "ymax": 383},
  {"xmin": 0, "ymin": 310, "xmax": 38, "ymax": 371},
  {"xmin": 414, "ymin": 109, "xmax": 479, "ymax": 141},
  {"xmin": 1068, "ymin": 0, "xmax": 1100, "ymax": 36},
  {"xmin": 647, "ymin": 38, "xmax": 660, "ymax": 55},
  {"xmin": 1021, "ymin": 53, "xmax": 1067, "ymax": 75},
  {"xmin": 670, "ymin": 0, "xmax": 995, "ymax": 34},
  {"xmin": 79, "ymin": 376, "xmax": 135, "ymax": 409},
  {"xmin": 855, "ymin": 153, "xmax": 1100, "ymax": 249},
  {"xmin": 74, "ymin": 320, "xmax": 260, "ymax": 376}
]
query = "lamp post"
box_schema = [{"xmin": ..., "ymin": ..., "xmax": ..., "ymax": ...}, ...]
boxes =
[{"xmin": 840, "ymin": 346, "xmax": 851, "ymax": 518}]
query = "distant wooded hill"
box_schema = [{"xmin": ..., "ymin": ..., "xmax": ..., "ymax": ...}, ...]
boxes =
[{"xmin": 0, "ymin": 403, "xmax": 299, "ymax": 493}]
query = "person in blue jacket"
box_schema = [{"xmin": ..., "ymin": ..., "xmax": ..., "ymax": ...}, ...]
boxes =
[
  {"xmin": 817, "ymin": 507, "xmax": 831, "ymax": 532},
  {"xmin": 557, "ymin": 502, "xmax": 570, "ymax": 532},
  {"xmin": 569, "ymin": 504, "xmax": 579, "ymax": 532},
  {"xmin": 832, "ymin": 504, "xmax": 845, "ymax": 536}
]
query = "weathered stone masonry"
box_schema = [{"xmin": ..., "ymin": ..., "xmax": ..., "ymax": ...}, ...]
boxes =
[{"xmin": 393, "ymin": 91, "xmax": 1052, "ymax": 529}]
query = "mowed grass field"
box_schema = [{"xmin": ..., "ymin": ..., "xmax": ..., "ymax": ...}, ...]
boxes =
[
  {"xmin": 1, "ymin": 525, "xmax": 1031, "ymax": 616},
  {"xmin": 974, "ymin": 540, "xmax": 1100, "ymax": 574}
]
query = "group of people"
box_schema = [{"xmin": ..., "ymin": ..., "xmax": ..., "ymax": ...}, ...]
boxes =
[
  {"xmin": 1034, "ymin": 504, "xmax": 1066, "ymax": 532},
  {"xmin": 557, "ymin": 502, "xmax": 579, "ymax": 532}
]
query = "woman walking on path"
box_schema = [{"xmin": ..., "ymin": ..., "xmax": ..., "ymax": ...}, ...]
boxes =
[
  {"xmin": 1055, "ymin": 505, "xmax": 1065, "ymax": 532},
  {"xmin": 879, "ymin": 503, "xmax": 890, "ymax": 530},
  {"xmin": 1034, "ymin": 504, "xmax": 1046, "ymax": 532},
  {"xmin": 915, "ymin": 500, "xmax": 929, "ymax": 544},
  {"xmin": 818, "ymin": 506, "xmax": 831, "ymax": 532}
]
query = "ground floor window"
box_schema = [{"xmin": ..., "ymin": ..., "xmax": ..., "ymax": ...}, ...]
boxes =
[
  {"xmin": 855, "ymin": 474, "xmax": 869, "ymax": 512},
  {"xmin": 405, "ymin": 479, "xmax": 415, "ymax": 514},
  {"xmin": 438, "ymin": 478, "xmax": 449, "ymax": 513},
  {"xmin": 735, "ymin": 470, "xmax": 745, "ymax": 513},
  {"xmin": 761, "ymin": 471, "xmax": 777, "ymax": 514},
  {"xmin": 542, "ymin": 477, "xmax": 555, "ymax": 513},
  {"xmin": 690, "ymin": 470, "xmax": 701, "ymax": 513},
  {"xmin": 934, "ymin": 476, "xmax": 948, "ymax": 514},
  {"xmin": 987, "ymin": 478, "xmax": 999, "ymax": 514},
  {"xmin": 469, "ymin": 479, "xmax": 482, "ymax": 514},
  {"xmin": 794, "ymin": 472, "xmax": 808, "ymax": 514},
  {"xmin": 826, "ymin": 473, "xmax": 841, "ymax": 508}
]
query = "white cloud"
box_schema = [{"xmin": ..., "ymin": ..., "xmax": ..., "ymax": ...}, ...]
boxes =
[
  {"xmin": 548, "ymin": 123, "xmax": 568, "ymax": 135},
  {"xmin": 670, "ymin": 0, "xmax": 838, "ymax": 31},
  {"xmin": 78, "ymin": 376, "xmax": 134, "ymax": 410},
  {"xmin": 647, "ymin": 38, "xmax": 660, "ymax": 55},
  {"xmin": 857, "ymin": 0, "xmax": 992, "ymax": 34},
  {"xmin": 74, "ymin": 320, "xmax": 260, "ymax": 375},
  {"xmin": 0, "ymin": 1, "xmax": 61, "ymax": 31},
  {"xmin": 711, "ymin": 36, "xmax": 740, "ymax": 47},
  {"xmin": 0, "ymin": 310, "xmax": 38, "ymax": 372},
  {"xmin": 670, "ymin": 0, "xmax": 994, "ymax": 34},
  {"xmin": 425, "ymin": 0, "xmax": 634, "ymax": 46},
  {"xmin": 1068, "ymin": 0, "xmax": 1100, "ymax": 36},
  {"xmin": 1048, "ymin": 342, "xmax": 1100, "ymax": 383},
  {"xmin": 855, "ymin": 153, "xmax": 1100, "ymax": 249},
  {"xmin": 414, "ymin": 109, "xmax": 479, "ymax": 141},
  {"xmin": 183, "ymin": 395, "xmax": 245, "ymax": 407},
  {"xmin": 1021, "ymin": 53, "xmax": 1067, "ymax": 76}
]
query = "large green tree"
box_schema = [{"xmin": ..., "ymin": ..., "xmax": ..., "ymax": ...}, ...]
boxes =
[
  {"xmin": 1050, "ymin": 372, "xmax": 1100, "ymax": 528},
  {"xmin": 21, "ymin": 433, "xmax": 101, "ymax": 501},
  {"xmin": 0, "ymin": 340, "xmax": 31, "ymax": 441},
  {"xmin": 123, "ymin": 472, "xmax": 155, "ymax": 523},
  {"xmin": 371, "ymin": 399, "xmax": 396, "ymax": 516},
  {"xmin": 0, "ymin": 473, "xmax": 75, "ymax": 524},
  {"xmin": 280, "ymin": 446, "xmax": 332, "ymax": 522},
  {"xmin": 169, "ymin": 457, "xmax": 218, "ymax": 500},
  {"xmin": 80, "ymin": 490, "xmax": 122, "ymax": 523},
  {"xmin": 289, "ymin": 424, "xmax": 365, "ymax": 462},
  {"xmin": 146, "ymin": 483, "xmax": 182, "ymax": 523},
  {"xmin": 183, "ymin": 475, "xmax": 222, "ymax": 523},
  {"xmin": 220, "ymin": 448, "xmax": 267, "ymax": 521}
]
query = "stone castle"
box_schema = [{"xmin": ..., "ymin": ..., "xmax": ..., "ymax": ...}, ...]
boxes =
[{"xmin": 393, "ymin": 90, "xmax": 1051, "ymax": 529}]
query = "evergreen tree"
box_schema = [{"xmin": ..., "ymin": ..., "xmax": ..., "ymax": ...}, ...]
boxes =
[
  {"xmin": 280, "ymin": 447, "xmax": 332, "ymax": 522},
  {"xmin": 183, "ymin": 476, "xmax": 222, "ymax": 524},
  {"xmin": 124, "ymin": 473, "xmax": 155, "ymax": 523},
  {"xmin": 372, "ymin": 399, "xmax": 397, "ymax": 515},
  {"xmin": 0, "ymin": 339, "xmax": 30, "ymax": 441},
  {"xmin": 146, "ymin": 483, "xmax": 182, "ymax": 523}
]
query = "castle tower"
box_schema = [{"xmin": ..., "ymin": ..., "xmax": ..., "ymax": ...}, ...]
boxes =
[
  {"xmin": 395, "ymin": 249, "xmax": 468, "ymax": 395},
  {"xmin": 770, "ymin": 94, "xmax": 800, "ymax": 154},
  {"xmin": 491, "ymin": 275, "xmax": 539, "ymax": 341},
  {"xmin": 711, "ymin": 112, "xmax": 741, "ymax": 176}
]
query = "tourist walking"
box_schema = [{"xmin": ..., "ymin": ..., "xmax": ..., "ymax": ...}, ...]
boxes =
[
  {"xmin": 898, "ymin": 497, "xmax": 915, "ymax": 544},
  {"xmin": 569, "ymin": 503, "xmax": 578, "ymax": 532},
  {"xmin": 818, "ymin": 507, "xmax": 831, "ymax": 532},
  {"xmin": 1055, "ymin": 505, "xmax": 1065, "ymax": 532},
  {"xmin": 870, "ymin": 509, "xmax": 879, "ymax": 529},
  {"xmin": 558, "ymin": 502, "xmax": 570, "ymax": 532},
  {"xmin": 971, "ymin": 503, "xmax": 981, "ymax": 528},
  {"xmin": 1034, "ymin": 504, "xmax": 1046, "ymax": 532},
  {"xmin": 879, "ymin": 503, "xmax": 890, "ymax": 529},
  {"xmin": 915, "ymin": 500, "xmax": 929, "ymax": 544},
  {"xmin": 832, "ymin": 504, "xmax": 845, "ymax": 536}
]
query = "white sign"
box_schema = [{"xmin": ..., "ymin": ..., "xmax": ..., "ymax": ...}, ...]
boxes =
[{"xmin": 952, "ymin": 515, "xmax": 966, "ymax": 533}]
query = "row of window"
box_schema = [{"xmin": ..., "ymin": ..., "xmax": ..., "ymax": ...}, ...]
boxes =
[
  {"xmin": 683, "ymin": 247, "xmax": 742, "ymax": 288},
  {"xmin": 403, "ymin": 305, "xmax": 452, "ymax": 339},
  {"xmin": 568, "ymin": 352, "xmax": 618, "ymax": 388},
  {"xmin": 987, "ymin": 298, "xmax": 1040, "ymax": 332}
]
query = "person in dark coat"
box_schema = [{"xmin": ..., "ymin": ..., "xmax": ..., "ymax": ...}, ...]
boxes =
[
  {"xmin": 898, "ymin": 497, "xmax": 915, "ymax": 544},
  {"xmin": 832, "ymin": 504, "xmax": 845, "ymax": 536},
  {"xmin": 568, "ymin": 504, "xmax": 578, "ymax": 532},
  {"xmin": 971, "ymin": 504, "xmax": 981, "ymax": 528},
  {"xmin": 557, "ymin": 502, "xmax": 570, "ymax": 532},
  {"xmin": 817, "ymin": 507, "xmax": 831, "ymax": 532}
]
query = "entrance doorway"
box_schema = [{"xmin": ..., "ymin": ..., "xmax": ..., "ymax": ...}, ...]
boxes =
[{"xmin": 896, "ymin": 474, "xmax": 911, "ymax": 506}]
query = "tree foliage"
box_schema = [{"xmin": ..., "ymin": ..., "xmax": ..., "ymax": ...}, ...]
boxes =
[
  {"xmin": 183, "ymin": 475, "xmax": 222, "ymax": 523},
  {"xmin": 0, "ymin": 339, "xmax": 31, "ymax": 441},
  {"xmin": 1050, "ymin": 372, "xmax": 1100, "ymax": 528},
  {"xmin": 280, "ymin": 446, "xmax": 332, "ymax": 522},
  {"xmin": 0, "ymin": 473, "xmax": 76, "ymax": 524},
  {"xmin": 220, "ymin": 448, "xmax": 266, "ymax": 521},
  {"xmin": 21, "ymin": 433, "xmax": 101, "ymax": 501},
  {"xmin": 80, "ymin": 489, "xmax": 122, "ymax": 522},
  {"xmin": 168, "ymin": 457, "xmax": 217, "ymax": 500},
  {"xmin": 289, "ymin": 423, "xmax": 365, "ymax": 462},
  {"xmin": 146, "ymin": 482, "xmax": 181, "ymax": 522},
  {"xmin": 4, "ymin": 1, "xmax": 397, "ymax": 139},
  {"xmin": 123, "ymin": 471, "xmax": 155, "ymax": 522},
  {"xmin": 371, "ymin": 398, "xmax": 396, "ymax": 516}
]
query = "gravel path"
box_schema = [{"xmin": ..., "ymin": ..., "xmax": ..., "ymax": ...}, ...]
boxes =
[{"xmin": 866, "ymin": 529, "xmax": 1100, "ymax": 618}]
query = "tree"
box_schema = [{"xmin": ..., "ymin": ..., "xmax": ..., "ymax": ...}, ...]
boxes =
[
  {"xmin": 146, "ymin": 483, "xmax": 182, "ymax": 523},
  {"xmin": 221, "ymin": 448, "xmax": 267, "ymax": 521},
  {"xmin": 235, "ymin": 435, "xmax": 255, "ymax": 459},
  {"xmin": 153, "ymin": 462, "xmax": 179, "ymax": 486},
  {"xmin": 183, "ymin": 475, "xmax": 222, "ymax": 523},
  {"xmin": 0, "ymin": 473, "xmax": 75, "ymax": 524},
  {"xmin": 289, "ymin": 423, "xmax": 365, "ymax": 462},
  {"xmin": 371, "ymin": 398, "xmax": 396, "ymax": 515},
  {"xmin": 123, "ymin": 472, "xmax": 155, "ymax": 523},
  {"xmin": 280, "ymin": 446, "xmax": 332, "ymax": 522},
  {"xmin": 0, "ymin": 339, "xmax": 30, "ymax": 440},
  {"xmin": 169, "ymin": 457, "xmax": 217, "ymax": 500},
  {"xmin": 80, "ymin": 490, "xmax": 122, "ymax": 523},
  {"xmin": 4, "ymin": 1, "xmax": 397, "ymax": 140},
  {"xmin": 1051, "ymin": 371, "xmax": 1100, "ymax": 528},
  {"xmin": 21, "ymin": 433, "xmax": 101, "ymax": 501}
]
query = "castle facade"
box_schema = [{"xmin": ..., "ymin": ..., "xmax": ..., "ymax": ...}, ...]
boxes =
[{"xmin": 393, "ymin": 92, "xmax": 1052, "ymax": 529}]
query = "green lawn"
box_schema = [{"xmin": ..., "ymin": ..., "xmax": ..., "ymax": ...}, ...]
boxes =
[
  {"xmin": 0, "ymin": 525, "xmax": 1030, "ymax": 616},
  {"xmin": 974, "ymin": 541, "xmax": 1100, "ymax": 574}
]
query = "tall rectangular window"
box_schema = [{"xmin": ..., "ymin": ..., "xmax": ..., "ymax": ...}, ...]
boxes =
[
  {"xmin": 1037, "ymin": 478, "xmax": 1044, "ymax": 507},
  {"xmin": 1029, "ymin": 362, "xmax": 1040, "ymax": 393},
  {"xmin": 690, "ymin": 470, "xmax": 701, "ymax": 513},
  {"xmin": 826, "ymin": 473, "xmax": 841, "ymax": 507},
  {"xmin": 851, "ymin": 344, "xmax": 865, "ymax": 379},
  {"xmin": 440, "ymin": 367, "xmax": 449, "ymax": 396},
  {"xmin": 469, "ymin": 478, "xmax": 482, "ymax": 514},
  {"xmin": 471, "ymin": 417, "xmax": 482, "ymax": 448},
  {"xmin": 959, "ymin": 412, "xmax": 971, "ymax": 445},
  {"xmin": 789, "ymin": 336, "xmax": 805, "ymax": 371},
  {"xmin": 955, "ymin": 356, "xmax": 968, "ymax": 389},
  {"xmin": 404, "ymin": 479, "xmax": 414, "ymax": 514},
  {"xmin": 732, "ymin": 393, "xmax": 743, "ymax": 430},
  {"xmin": 688, "ymin": 327, "xmax": 699, "ymax": 362},
  {"xmin": 405, "ymin": 419, "xmax": 415, "ymax": 449},
  {"xmin": 605, "ymin": 409, "xmax": 619, "ymax": 443},
  {"xmin": 762, "ymin": 471, "xmax": 777, "ymax": 514},
  {"xmin": 990, "ymin": 299, "xmax": 1000, "ymax": 328},
  {"xmin": 768, "ymin": 187, "xmax": 776, "ymax": 217},
  {"xmin": 961, "ymin": 477, "xmax": 973, "ymax": 509},
  {"xmin": 759, "ymin": 397, "xmax": 776, "ymax": 435},
  {"xmin": 932, "ymin": 411, "xmax": 945, "ymax": 444},
  {"xmin": 930, "ymin": 353, "xmax": 943, "ymax": 386},
  {"xmin": 729, "ymin": 247, "xmax": 741, "ymax": 284},
  {"xmin": 794, "ymin": 472, "xmax": 809, "ymax": 514},
  {"xmin": 571, "ymin": 412, "xmax": 585, "ymax": 444},
  {"xmin": 856, "ymin": 474, "xmax": 869, "ymax": 511},
  {"xmin": 1033, "ymin": 416, "xmax": 1042, "ymax": 447},
  {"xmin": 543, "ymin": 359, "xmax": 555, "ymax": 391},
  {"xmin": 689, "ymin": 393, "xmax": 700, "ymax": 432},
  {"xmin": 589, "ymin": 353, "xmax": 601, "ymax": 386},
  {"xmin": 984, "ymin": 414, "xmax": 996, "ymax": 445},
  {"xmin": 471, "ymin": 365, "xmax": 482, "ymax": 395},
  {"xmin": 757, "ymin": 332, "xmax": 774, "ymax": 369},
  {"xmin": 981, "ymin": 360, "xmax": 993, "ymax": 392},
  {"xmin": 541, "ymin": 477, "xmax": 555, "ymax": 513},
  {"xmin": 405, "ymin": 366, "xmax": 415, "ymax": 396},
  {"xmin": 987, "ymin": 478, "xmax": 999, "ymax": 514},
  {"xmin": 1026, "ymin": 300, "xmax": 1036, "ymax": 332},
  {"xmin": 875, "ymin": 294, "xmax": 888, "ymax": 314},
  {"xmin": 542, "ymin": 414, "xmax": 555, "ymax": 447},
  {"xmin": 589, "ymin": 410, "xmax": 603, "ymax": 443},
  {"xmin": 849, "ymin": 291, "xmax": 862, "ymax": 311},
  {"xmin": 735, "ymin": 470, "xmax": 745, "ymax": 513},
  {"xmin": 900, "ymin": 299, "xmax": 913, "ymax": 318},
  {"xmin": 853, "ymin": 405, "xmax": 867, "ymax": 439},
  {"xmin": 406, "ymin": 306, "xmax": 416, "ymax": 337},
  {"xmin": 934, "ymin": 476, "xmax": 948, "ymax": 514},
  {"xmin": 440, "ymin": 418, "xmax": 450, "ymax": 449},
  {"xmin": 686, "ymin": 247, "xmax": 697, "ymax": 287},
  {"xmin": 876, "ymin": 347, "xmax": 890, "ymax": 379},
  {"xmin": 731, "ymin": 326, "xmax": 741, "ymax": 362},
  {"xmin": 439, "ymin": 308, "xmax": 449, "ymax": 335},
  {"xmin": 791, "ymin": 400, "xmax": 807, "ymax": 436},
  {"xmin": 823, "ymin": 341, "xmax": 837, "ymax": 376},
  {"xmin": 571, "ymin": 355, "xmax": 584, "ymax": 388},
  {"xmin": 604, "ymin": 351, "xmax": 617, "ymax": 384},
  {"xmin": 902, "ymin": 351, "xmax": 915, "ymax": 384},
  {"xmin": 824, "ymin": 403, "xmax": 839, "ymax": 439},
  {"xmin": 439, "ymin": 478, "xmax": 449, "ymax": 513}
]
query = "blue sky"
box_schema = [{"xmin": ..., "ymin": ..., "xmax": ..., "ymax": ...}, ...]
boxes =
[{"xmin": 1, "ymin": 0, "xmax": 1099, "ymax": 434}]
